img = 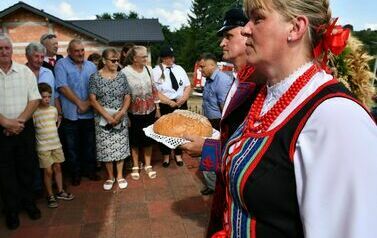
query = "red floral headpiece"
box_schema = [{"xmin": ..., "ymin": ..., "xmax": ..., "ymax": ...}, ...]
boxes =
[{"xmin": 313, "ymin": 18, "xmax": 350, "ymax": 72}]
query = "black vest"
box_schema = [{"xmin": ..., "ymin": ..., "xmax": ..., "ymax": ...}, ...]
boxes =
[
  {"xmin": 242, "ymin": 82, "xmax": 356, "ymax": 238},
  {"xmin": 42, "ymin": 54, "xmax": 63, "ymax": 74}
]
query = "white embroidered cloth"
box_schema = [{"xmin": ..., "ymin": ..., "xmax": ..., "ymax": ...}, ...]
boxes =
[{"xmin": 143, "ymin": 124, "xmax": 220, "ymax": 149}]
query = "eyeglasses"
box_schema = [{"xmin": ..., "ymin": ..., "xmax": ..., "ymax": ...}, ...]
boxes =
[
  {"xmin": 106, "ymin": 58, "xmax": 120, "ymax": 63},
  {"xmin": 40, "ymin": 34, "xmax": 56, "ymax": 42}
]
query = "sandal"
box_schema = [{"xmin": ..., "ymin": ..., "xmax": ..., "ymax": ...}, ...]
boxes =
[
  {"xmin": 103, "ymin": 178, "xmax": 115, "ymax": 190},
  {"xmin": 131, "ymin": 167, "xmax": 140, "ymax": 180},
  {"xmin": 144, "ymin": 166, "xmax": 157, "ymax": 179},
  {"xmin": 117, "ymin": 178, "xmax": 128, "ymax": 189}
]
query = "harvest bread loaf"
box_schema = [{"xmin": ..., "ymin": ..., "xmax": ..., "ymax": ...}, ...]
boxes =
[{"xmin": 153, "ymin": 110, "xmax": 212, "ymax": 137}]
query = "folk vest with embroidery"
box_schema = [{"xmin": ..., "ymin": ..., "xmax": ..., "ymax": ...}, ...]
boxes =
[{"xmin": 222, "ymin": 81, "xmax": 355, "ymax": 238}]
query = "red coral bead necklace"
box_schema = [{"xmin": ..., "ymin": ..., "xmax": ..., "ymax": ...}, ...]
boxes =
[{"xmin": 244, "ymin": 64, "xmax": 319, "ymax": 134}]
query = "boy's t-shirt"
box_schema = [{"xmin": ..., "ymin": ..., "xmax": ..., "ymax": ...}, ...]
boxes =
[{"xmin": 32, "ymin": 106, "xmax": 62, "ymax": 151}]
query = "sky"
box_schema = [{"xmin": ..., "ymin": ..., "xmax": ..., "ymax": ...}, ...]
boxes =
[{"xmin": 0, "ymin": 0, "xmax": 376, "ymax": 31}]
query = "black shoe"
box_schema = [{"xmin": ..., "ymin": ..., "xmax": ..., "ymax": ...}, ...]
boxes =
[
  {"xmin": 5, "ymin": 213, "xmax": 20, "ymax": 230},
  {"xmin": 200, "ymin": 187, "xmax": 214, "ymax": 196},
  {"xmin": 88, "ymin": 173, "xmax": 101, "ymax": 181},
  {"xmin": 24, "ymin": 204, "xmax": 41, "ymax": 220},
  {"xmin": 175, "ymin": 158, "xmax": 184, "ymax": 167},
  {"xmin": 72, "ymin": 176, "xmax": 81, "ymax": 186},
  {"xmin": 162, "ymin": 160, "xmax": 170, "ymax": 168}
]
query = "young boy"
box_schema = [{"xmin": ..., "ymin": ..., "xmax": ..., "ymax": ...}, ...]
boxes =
[{"xmin": 33, "ymin": 83, "xmax": 74, "ymax": 208}]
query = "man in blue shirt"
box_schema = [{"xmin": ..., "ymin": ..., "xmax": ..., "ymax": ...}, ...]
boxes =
[
  {"xmin": 198, "ymin": 53, "xmax": 232, "ymax": 195},
  {"xmin": 55, "ymin": 39, "xmax": 100, "ymax": 186},
  {"xmin": 199, "ymin": 53, "xmax": 232, "ymax": 130}
]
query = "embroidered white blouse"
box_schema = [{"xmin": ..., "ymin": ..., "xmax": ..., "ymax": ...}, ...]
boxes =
[{"xmin": 261, "ymin": 62, "xmax": 377, "ymax": 238}]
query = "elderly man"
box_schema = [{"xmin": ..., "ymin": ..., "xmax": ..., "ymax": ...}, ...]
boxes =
[
  {"xmin": 40, "ymin": 34, "xmax": 63, "ymax": 118},
  {"xmin": 182, "ymin": 9, "xmax": 252, "ymax": 156},
  {"xmin": 25, "ymin": 42, "xmax": 59, "ymax": 196},
  {"xmin": 55, "ymin": 39, "xmax": 100, "ymax": 186},
  {"xmin": 0, "ymin": 34, "xmax": 41, "ymax": 230},
  {"xmin": 40, "ymin": 33, "xmax": 63, "ymax": 72},
  {"xmin": 180, "ymin": 9, "xmax": 264, "ymax": 237},
  {"xmin": 26, "ymin": 42, "xmax": 57, "ymax": 106},
  {"xmin": 198, "ymin": 52, "xmax": 232, "ymax": 195},
  {"xmin": 181, "ymin": 8, "xmax": 253, "ymax": 158}
]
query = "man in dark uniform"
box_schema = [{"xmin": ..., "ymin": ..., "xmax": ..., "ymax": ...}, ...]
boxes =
[
  {"xmin": 40, "ymin": 33, "xmax": 64, "ymax": 72},
  {"xmin": 181, "ymin": 8, "xmax": 264, "ymax": 237}
]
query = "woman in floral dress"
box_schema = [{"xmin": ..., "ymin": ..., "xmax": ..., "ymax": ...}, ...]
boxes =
[
  {"xmin": 89, "ymin": 48, "xmax": 131, "ymax": 190},
  {"xmin": 121, "ymin": 46, "xmax": 160, "ymax": 180}
]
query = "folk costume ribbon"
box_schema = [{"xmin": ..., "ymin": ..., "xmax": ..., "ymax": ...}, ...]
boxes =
[{"xmin": 313, "ymin": 18, "xmax": 350, "ymax": 72}]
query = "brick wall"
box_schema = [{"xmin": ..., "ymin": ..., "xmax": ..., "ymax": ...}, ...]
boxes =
[{"xmin": 1, "ymin": 9, "xmax": 116, "ymax": 63}]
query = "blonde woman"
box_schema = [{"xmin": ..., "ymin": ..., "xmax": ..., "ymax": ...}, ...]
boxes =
[
  {"xmin": 209, "ymin": 0, "xmax": 377, "ymax": 237},
  {"xmin": 121, "ymin": 46, "xmax": 159, "ymax": 180}
]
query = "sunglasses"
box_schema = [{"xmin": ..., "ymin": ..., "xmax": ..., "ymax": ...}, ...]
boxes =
[
  {"xmin": 106, "ymin": 58, "xmax": 120, "ymax": 63},
  {"xmin": 40, "ymin": 34, "xmax": 57, "ymax": 42}
]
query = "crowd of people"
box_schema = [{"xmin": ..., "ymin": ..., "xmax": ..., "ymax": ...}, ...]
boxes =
[
  {"xmin": 0, "ymin": 30, "xmax": 192, "ymax": 230},
  {"xmin": 1, "ymin": 0, "xmax": 377, "ymax": 236}
]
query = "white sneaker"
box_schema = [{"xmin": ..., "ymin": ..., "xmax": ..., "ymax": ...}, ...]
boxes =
[
  {"xmin": 103, "ymin": 178, "xmax": 115, "ymax": 190},
  {"xmin": 117, "ymin": 178, "xmax": 128, "ymax": 189}
]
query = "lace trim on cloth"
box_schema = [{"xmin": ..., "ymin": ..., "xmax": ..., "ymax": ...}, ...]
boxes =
[
  {"xmin": 143, "ymin": 125, "xmax": 220, "ymax": 149},
  {"xmin": 262, "ymin": 62, "xmax": 313, "ymax": 115}
]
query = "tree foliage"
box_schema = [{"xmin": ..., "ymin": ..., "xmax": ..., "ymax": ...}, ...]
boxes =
[
  {"xmin": 96, "ymin": 11, "xmax": 139, "ymax": 20},
  {"xmin": 150, "ymin": 0, "xmax": 243, "ymax": 71},
  {"xmin": 96, "ymin": 3, "xmax": 377, "ymax": 73},
  {"xmin": 352, "ymin": 29, "xmax": 377, "ymax": 70}
]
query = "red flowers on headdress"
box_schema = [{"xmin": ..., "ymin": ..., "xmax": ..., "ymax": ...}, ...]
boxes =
[{"xmin": 313, "ymin": 18, "xmax": 350, "ymax": 72}]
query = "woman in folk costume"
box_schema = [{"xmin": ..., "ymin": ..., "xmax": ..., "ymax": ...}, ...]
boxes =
[{"xmin": 211, "ymin": 0, "xmax": 377, "ymax": 237}]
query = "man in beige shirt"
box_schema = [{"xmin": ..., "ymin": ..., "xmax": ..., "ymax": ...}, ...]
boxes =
[{"xmin": 0, "ymin": 34, "xmax": 41, "ymax": 230}]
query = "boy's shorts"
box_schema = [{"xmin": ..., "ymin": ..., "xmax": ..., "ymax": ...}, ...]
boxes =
[{"xmin": 38, "ymin": 148, "xmax": 65, "ymax": 168}]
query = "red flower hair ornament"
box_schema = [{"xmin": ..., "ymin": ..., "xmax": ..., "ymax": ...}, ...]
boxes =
[{"xmin": 313, "ymin": 18, "xmax": 350, "ymax": 72}]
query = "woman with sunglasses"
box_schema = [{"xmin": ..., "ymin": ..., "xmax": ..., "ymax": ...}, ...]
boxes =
[
  {"xmin": 89, "ymin": 48, "xmax": 131, "ymax": 190},
  {"xmin": 210, "ymin": 0, "xmax": 377, "ymax": 237},
  {"xmin": 121, "ymin": 46, "xmax": 159, "ymax": 180}
]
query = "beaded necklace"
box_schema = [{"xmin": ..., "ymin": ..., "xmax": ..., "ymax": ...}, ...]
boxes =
[{"xmin": 244, "ymin": 64, "xmax": 319, "ymax": 134}]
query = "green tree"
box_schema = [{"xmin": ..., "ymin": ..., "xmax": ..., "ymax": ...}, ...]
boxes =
[
  {"xmin": 127, "ymin": 11, "xmax": 139, "ymax": 19},
  {"xmin": 96, "ymin": 11, "xmax": 140, "ymax": 20},
  {"xmin": 96, "ymin": 12, "xmax": 112, "ymax": 20},
  {"xmin": 112, "ymin": 12, "xmax": 128, "ymax": 20},
  {"xmin": 351, "ymin": 29, "xmax": 377, "ymax": 70},
  {"xmin": 95, "ymin": 1, "xmax": 248, "ymax": 71},
  {"xmin": 182, "ymin": 0, "xmax": 243, "ymax": 70}
]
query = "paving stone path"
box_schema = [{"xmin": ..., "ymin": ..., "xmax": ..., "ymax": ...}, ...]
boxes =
[{"xmin": 0, "ymin": 148, "xmax": 212, "ymax": 238}]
